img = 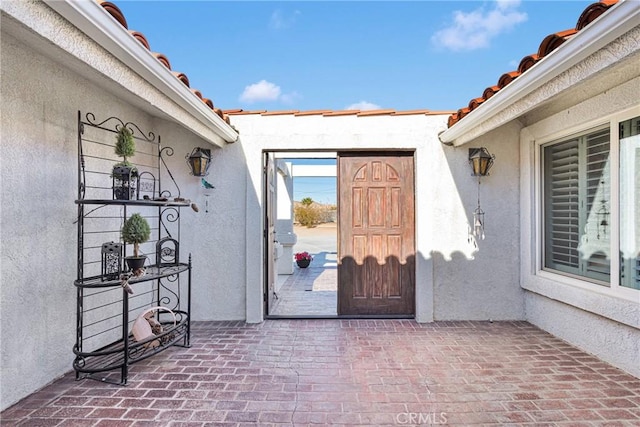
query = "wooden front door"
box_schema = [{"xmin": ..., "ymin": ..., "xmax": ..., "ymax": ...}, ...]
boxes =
[{"xmin": 338, "ymin": 153, "xmax": 415, "ymax": 315}]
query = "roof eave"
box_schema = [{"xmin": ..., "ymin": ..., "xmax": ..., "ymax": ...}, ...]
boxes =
[
  {"xmin": 439, "ymin": 0, "xmax": 639, "ymax": 147},
  {"xmin": 45, "ymin": 0, "xmax": 238, "ymax": 145}
]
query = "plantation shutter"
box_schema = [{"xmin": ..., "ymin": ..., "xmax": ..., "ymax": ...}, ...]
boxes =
[
  {"xmin": 543, "ymin": 127, "xmax": 611, "ymax": 283},
  {"xmin": 544, "ymin": 139, "xmax": 580, "ymax": 273},
  {"xmin": 583, "ymin": 129, "xmax": 611, "ymax": 281}
]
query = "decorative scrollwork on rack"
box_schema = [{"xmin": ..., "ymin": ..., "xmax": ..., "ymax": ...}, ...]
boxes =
[
  {"xmin": 83, "ymin": 113, "xmax": 157, "ymax": 143},
  {"xmin": 160, "ymin": 247, "xmax": 176, "ymax": 263},
  {"xmin": 127, "ymin": 320, "xmax": 187, "ymax": 362},
  {"xmin": 159, "ymin": 147, "xmax": 181, "ymax": 199},
  {"xmin": 161, "ymin": 207, "xmax": 180, "ymax": 224},
  {"xmin": 156, "ymin": 237, "xmax": 179, "ymax": 266},
  {"xmin": 158, "ymin": 278, "xmax": 181, "ymax": 311},
  {"xmin": 137, "ymin": 171, "xmax": 157, "ymax": 199},
  {"xmin": 160, "ymin": 207, "xmax": 180, "ymax": 239}
]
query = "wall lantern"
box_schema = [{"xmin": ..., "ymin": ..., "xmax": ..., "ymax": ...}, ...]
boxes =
[
  {"xmin": 468, "ymin": 147, "xmax": 495, "ymax": 176},
  {"xmin": 468, "ymin": 147, "xmax": 495, "ymax": 240},
  {"xmin": 186, "ymin": 147, "xmax": 211, "ymax": 177}
]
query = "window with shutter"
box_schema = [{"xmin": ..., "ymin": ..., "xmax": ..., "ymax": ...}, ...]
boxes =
[
  {"xmin": 543, "ymin": 127, "xmax": 611, "ymax": 284},
  {"xmin": 620, "ymin": 116, "xmax": 640, "ymax": 290}
]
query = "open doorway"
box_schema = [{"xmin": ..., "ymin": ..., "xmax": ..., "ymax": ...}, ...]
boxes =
[
  {"xmin": 264, "ymin": 150, "xmax": 416, "ymax": 318},
  {"xmin": 265, "ymin": 152, "xmax": 338, "ymax": 317}
]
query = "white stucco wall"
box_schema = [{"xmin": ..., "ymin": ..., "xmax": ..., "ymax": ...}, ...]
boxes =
[
  {"xmin": 0, "ymin": 31, "xmax": 146, "ymax": 409},
  {"xmin": 518, "ymin": 77, "xmax": 640, "ymax": 378},
  {"xmin": 0, "ymin": 27, "xmax": 244, "ymax": 411},
  {"xmin": 525, "ymin": 293, "xmax": 639, "ymax": 377},
  {"xmin": 230, "ymin": 113, "xmax": 525, "ymax": 324},
  {"xmin": 433, "ymin": 122, "xmax": 524, "ymax": 320},
  {"xmin": 149, "ymin": 123, "xmax": 248, "ymax": 323}
]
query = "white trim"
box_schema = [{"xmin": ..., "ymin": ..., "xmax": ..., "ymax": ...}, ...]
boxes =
[
  {"xmin": 528, "ymin": 106, "xmax": 640, "ymax": 306},
  {"xmin": 44, "ymin": 0, "xmax": 238, "ymax": 144},
  {"xmin": 440, "ymin": 0, "xmax": 639, "ymax": 146}
]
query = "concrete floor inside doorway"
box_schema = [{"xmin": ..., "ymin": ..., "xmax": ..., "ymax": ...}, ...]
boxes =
[
  {"xmin": 2, "ymin": 319, "xmax": 639, "ymax": 426},
  {"xmin": 272, "ymin": 224, "xmax": 338, "ymax": 317}
]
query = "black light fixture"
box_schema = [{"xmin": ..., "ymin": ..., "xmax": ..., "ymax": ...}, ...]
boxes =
[
  {"xmin": 468, "ymin": 147, "xmax": 495, "ymax": 177},
  {"xmin": 468, "ymin": 147, "xmax": 495, "ymax": 240},
  {"xmin": 186, "ymin": 147, "xmax": 211, "ymax": 177}
]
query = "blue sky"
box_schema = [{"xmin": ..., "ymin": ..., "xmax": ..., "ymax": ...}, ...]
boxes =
[
  {"xmin": 284, "ymin": 158, "xmax": 337, "ymax": 205},
  {"xmin": 117, "ymin": 1, "xmax": 592, "ymax": 112}
]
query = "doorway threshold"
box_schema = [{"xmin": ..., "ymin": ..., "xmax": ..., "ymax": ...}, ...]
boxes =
[{"xmin": 266, "ymin": 314, "xmax": 415, "ymax": 320}]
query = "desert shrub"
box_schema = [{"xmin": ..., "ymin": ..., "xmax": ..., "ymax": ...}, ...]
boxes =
[
  {"xmin": 295, "ymin": 203, "xmax": 322, "ymax": 227},
  {"xmin": 295, "ymin": 200, "xmax": 337, "ymax": 227}
]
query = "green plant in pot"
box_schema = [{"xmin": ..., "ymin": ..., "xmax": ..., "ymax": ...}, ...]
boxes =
[
  {"xmin": 121, "ymin": 213, "xmax": 151, "ymax": 270},
  {"xmin": 112, "ymin": 127, "xmax": 138, "ymax": 200}
]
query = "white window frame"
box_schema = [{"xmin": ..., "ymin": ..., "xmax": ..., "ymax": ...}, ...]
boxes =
[{"xmin": 534, "ymin": 106, "xmax": 640, "ymax": 301}]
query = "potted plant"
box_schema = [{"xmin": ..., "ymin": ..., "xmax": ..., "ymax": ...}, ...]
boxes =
[
  {"xmin": 112, "ymin": 127, "xmax": 138, "ymax": 200},
  {"xmin": 294, "ymin": 251, "xmax": 313, "ymax": 268},
  {"xmin": 121, "ymin": 213, "xmax": 151, "ymax": 270}
]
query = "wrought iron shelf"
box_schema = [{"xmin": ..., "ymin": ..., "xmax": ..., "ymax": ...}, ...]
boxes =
[
  {"xmin": 73, "ymin": 313, "xmax": 189, "ymax": 383},
  {"xmin": 76, "ymin": 199, "xmax": 190, "ymax": 208},
  {"xmin": 74, "ymin": 111, "xmax": 191, "ymax": 385},
  {"xmin": 75, "ymin": 263, "xmax": 189, "ymax": 288}
]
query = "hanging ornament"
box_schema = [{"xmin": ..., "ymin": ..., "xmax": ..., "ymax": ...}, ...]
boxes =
[
  {"xmin": 596, "ymin": 187, "xmax": 609, "ymax": 240},
  {"xmin": 473, "ymin": 205, "xmax": 485, "ymax": 240},
  {"xmin": 472, "ymin": 176, "xmax": 486, "ymax": 240}
]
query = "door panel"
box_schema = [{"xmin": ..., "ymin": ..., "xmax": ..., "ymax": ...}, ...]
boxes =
[
  {"xmin": 338, "ymin": 153, "xmax": 415, "ymax": 315},
  {"xmin": 264, "ymin": 153, "xmax": 276, "ymax": 314}
]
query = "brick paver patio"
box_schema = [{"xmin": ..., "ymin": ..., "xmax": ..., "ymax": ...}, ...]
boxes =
[{"xmin": 2, "ymin": 320, "xmax": 639, "ymax": 426}]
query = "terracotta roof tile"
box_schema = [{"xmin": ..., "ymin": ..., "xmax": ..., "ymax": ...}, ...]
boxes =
[
  {"xmin": 468, "ymin": 97, "xmax": 485, "ymax": 111},
  {"xmin": 100, "ymin": 1, "xmax": 127, "ymax": 29},
  {"xmin": 294, "ymin": 110, "xmax": 333, "ymax": 116},
  {"xmin": 497, "ymin": 71, "xmax": 520, "ymax": 89},
  {"xmin": 457, "ymin": 107, "xmax": 471, "ymax": 120},
  {"xmin": 98, "ymin": 1, "xmax": 223, "ymax": 115},
  {"xmin": 425, "ymin": 111, "xmax": 456, "ymax": 116},
  {"xmin": 517, "ymin": 54, "xmax": 539, "ymax": 74},
  {"xmin": 447, "ymin": 0, "xmax": 619, "ymax": 128},
  {"xmin": 482, "ymin": 85, "xmax": 500, "ymax": 100},
  {"xmin": 356, "ymin": 109, "xmax": 397, "ymax": 117},
  {"xmin": 152, "ymin": 52, "xmax": 171, "ymax": 69},
  {"xmin": 537, "ymin": 29, "xmax": 578, "ymax": 58},
  {"xmin": 129, "ymin": 30, "xmax": 149, "ymax": 50},
  {"xmin": 225, "ymin": 110, "xmax": 267, "ymax": 115},
  {"xmin": 392, "ymin": 109, "xmax": 431, "ymax": 115},
  {"xmin": 261, "ymin": 110, "xmax": 300, "ymax": 116},
  {"xmin": 323, "ymin": 110, "xmax": 360, "ymax": 117},
  {"xmin": 224, "ymin": 109, "xmax": 451, "ymax": 118},
  {"xmin": 172, "ymin": 72, "xmax": 190, "ymax": 87},
  {"xmin": 577, "ymin": 0, "xmax": 618, "ymax": 30}
]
